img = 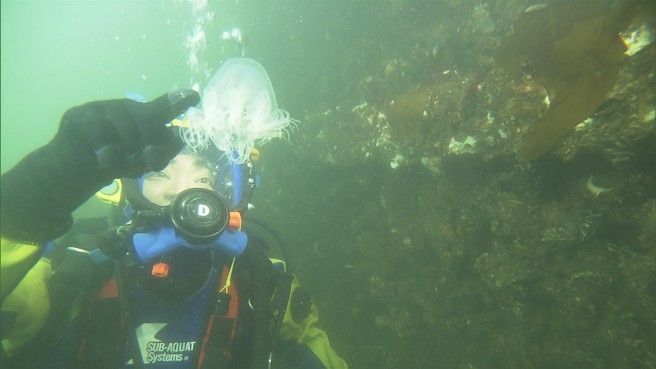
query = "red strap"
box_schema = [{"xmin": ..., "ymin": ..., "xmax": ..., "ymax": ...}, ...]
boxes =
[
  {"xmin": 98, "ymin": 277, "xmax": 118, "ymax": 298},
  {"xmin": 197, "ymin": 263, "xmax": 240, "ymax": 367}
]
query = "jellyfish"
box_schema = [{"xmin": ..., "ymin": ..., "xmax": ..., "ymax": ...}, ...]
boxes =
[{"xmin": 182, "ymin": 58, "xmax": 296, "ymax": 163}]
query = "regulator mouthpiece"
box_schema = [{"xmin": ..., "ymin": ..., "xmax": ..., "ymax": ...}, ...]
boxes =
[{"xmin": 170, "ymin": 188, "xmax": 230, "ymax": 244}]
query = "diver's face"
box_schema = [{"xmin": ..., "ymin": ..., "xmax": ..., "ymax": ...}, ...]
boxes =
[{"xmin": 142, "ymin": 153, "xmax": 215, "ymax": 206}]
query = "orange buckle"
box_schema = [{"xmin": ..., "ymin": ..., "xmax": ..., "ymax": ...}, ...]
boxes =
[
  {"xmin": 228, "ymin": 211, "xmax": 242, "ymax": 230},
  {"xmin": 152, "ymin": 262, "xmax": 169, "ymax": 278}
]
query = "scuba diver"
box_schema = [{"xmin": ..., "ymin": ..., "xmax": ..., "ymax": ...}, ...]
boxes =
[{"xmin": 0, "ymin": 87, "xmax": 348, "ymax": 368}]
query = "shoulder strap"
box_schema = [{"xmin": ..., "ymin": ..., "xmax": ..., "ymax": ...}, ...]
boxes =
[{"xmin": 198, "ymin": 260, "xmax": 240, "ymax": 369}]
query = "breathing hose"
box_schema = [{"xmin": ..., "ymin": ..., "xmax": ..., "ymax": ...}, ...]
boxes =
[
  {"xmin": 243, "ymin": 217, "xmax": 293, "ymax": 275},
  {"xmin": 97, "ymin": 224, "xmax": 145, "ymax": 369},
  {"xmin": 240, "ymin": 240, "xmax": 275, "ymax": 369}
]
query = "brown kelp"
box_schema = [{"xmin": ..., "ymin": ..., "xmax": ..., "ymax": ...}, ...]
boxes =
[
  {"xmin": 497, "ymin": 0, "xmax": 655, "ymax": 161},
  {"xmin": 387, "ymin": 87, "xmax": 431, "ymax": 143}
]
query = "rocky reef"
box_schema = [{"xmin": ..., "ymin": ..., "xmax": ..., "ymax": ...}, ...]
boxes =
[{"xmin": 251, "ymin": 0, "xmax": 656, "ymax": 368}]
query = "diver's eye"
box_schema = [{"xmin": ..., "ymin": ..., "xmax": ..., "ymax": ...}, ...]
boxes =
[
  {"xmin": 198, "ymin": 177, "xmax": 214, "ymax": 186},
  {"xmin": 145, "ymin": 171, "xmax": 169, "ymax": 180}
]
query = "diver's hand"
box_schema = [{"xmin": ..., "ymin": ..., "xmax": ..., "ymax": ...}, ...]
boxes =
[
  {"xmin": 0, "ymin": 90, "xmax": 200, "ymax": 244},
  {"xmin": 56, "ymin": 89, "xmax": 200, "ymax": 178}
]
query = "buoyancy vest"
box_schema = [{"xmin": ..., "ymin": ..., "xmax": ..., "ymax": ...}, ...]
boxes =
[{"xmin": 78, "ymin": 249, "xmax": 242, "ymax": 369}]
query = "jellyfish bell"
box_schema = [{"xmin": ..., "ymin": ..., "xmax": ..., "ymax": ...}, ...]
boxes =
[{"xmin": 183, "ymin": 58, "xmax": 296, "ymax": 164}]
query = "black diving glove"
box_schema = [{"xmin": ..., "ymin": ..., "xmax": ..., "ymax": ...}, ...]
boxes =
[{"xmin": 0, "ymin": 89, "xmax": 200, "ymax": 244}]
